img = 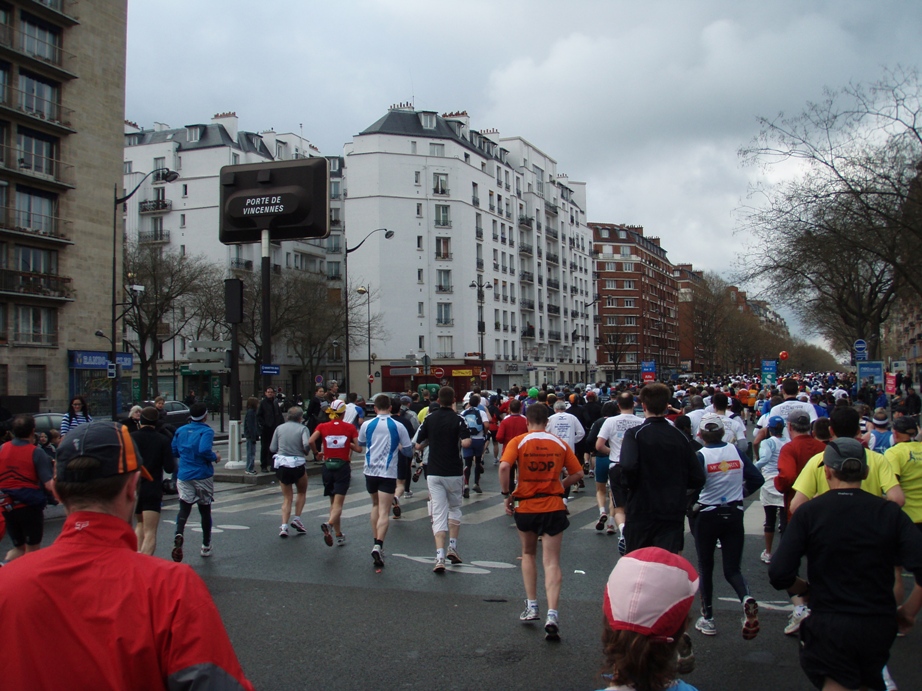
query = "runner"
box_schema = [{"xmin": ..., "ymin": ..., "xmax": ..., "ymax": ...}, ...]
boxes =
[
  {"xmin": 171, "ymin": 403, "xmax": 221, "ymax": 561},
  {"xmin": 358, "ymin": 394, "xmax": 413, "ymax": 568},
  {"xmin": 584, "ymin": 401, "xmax": 619, "ymax": 538},
  {"xmin": 461, "ymin": 393, "xmax": 491, "ymax": 497},
  {"xmin": 310, "ymin": 399, "xmax": 361, "ymax": 547},
  {"xmin": 499, "ymin": 402, "xmax": 584, "ymax": 640},
  {"xmin": 885, "ymin": 415, "xmax": 922, "ymax": 607},
  {"xmin": 595, "ymin": 391, "xmax": 645, "ymax": 553},
  {"xmin": 756, "ymin": 415, "xmax": 788, "ymax": 564},
  {"xmin": 270, "ymin": 406, "xmax": 312, "ymax": 538},
  {"xmin": 414, "ymin": 386, "xmax": 471, "ymax": 572},
  {"xmin": 131, "ymin": 406, "xmax": 175, "ymax": 556}
]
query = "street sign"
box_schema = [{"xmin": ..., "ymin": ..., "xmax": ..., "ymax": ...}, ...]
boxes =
[
  {"xmin": 107, "ymin": 362, "xmax": 116, "ymax": 379},
  {"xmin": 367, "ymin": 374, "xmax": 375, "ymax": 383},
  {"xmin": 315, "ymin": 375, "xmax": 323, "ymax": 384},
  {"xmin": 260, "ymin": 364, "xmax": 280, "ymax": 375},
  {"xmin": 432, "ymin": 366, "xmax": 445, "ymax": 378},
  {"xmin": 857, "ymin": 360, "xmax": 885, "ymax": 386},
  {"xmin": 189, "ymin": 340, "xmax": 231, "ymax": 350},
  {"xmin": 480, "ymin": 371, "xmax": 488, "ymax": 381},
  {"xmin": 391, "ymin": 367, "xmax": 420, "ymax": 376},
  {"xmin": 761, "ymin": 359, "xmax": 778, "ymax": 386},
  {"xmin": 855, "ymin": 351, "xmax": 868, "ymax": 361},
  {"xmin": 853, "ymin": 339, "xmax": 868, "ymax": 353}
]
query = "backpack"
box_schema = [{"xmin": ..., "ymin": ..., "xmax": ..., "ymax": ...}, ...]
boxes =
[{"xmin": 462, "ymin": 408, "xmax": 484, "ymax": 435}]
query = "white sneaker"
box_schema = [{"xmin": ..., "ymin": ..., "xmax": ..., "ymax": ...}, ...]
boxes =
[
  {"xmin": 784, "ymin": 607, "xmax": 810, "ymax": 635},
  {"xmin": 544, "ymin": 612, "xmax": 560, "ymax": 641},
  {"xmin": 760, "ymin": 550, "xmax": 772, "ymax": 564},
  {"xmin": 200, "ymin": 544, "xmax": 213, "ymax": 558},
  {"xmin": 695, "ymin": 616, "xmax": 717, "ymax": 636},
  {"xmin": 520, "ymin": 602, "xmax": 540, "ymax": 622}
]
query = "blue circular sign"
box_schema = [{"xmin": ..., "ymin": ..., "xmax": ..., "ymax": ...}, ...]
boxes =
[
  {"xmin": 854, "ymin": 339, "xmax": 868, "ymax": 352},
  {"xmin": 315, "ymin": 375, "xmax": 324, "ymax": 384}
]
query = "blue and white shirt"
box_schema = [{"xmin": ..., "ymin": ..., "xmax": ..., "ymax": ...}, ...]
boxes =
[{"xmin": 358, "ymin": 413, "xmax": 413, "ymax": 479}]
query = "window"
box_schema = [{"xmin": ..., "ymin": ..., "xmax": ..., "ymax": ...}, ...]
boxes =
[
  {"xmin": 417, "ymin": 302, "xmax": 425, "ymax": 317},
  {"xmin": 414, "ymin": 171, "xmax": 421, "ymax": 185},
  {"xmin": 417, "ymin": 269, "xmax": 423, "ymax": 283},
  {"xmin": 624, "ymin": 299, "xmax": 634, "ymax": 308},
  {"xmin": 416, "ymin": 203, "xmax": 422, "ymax": 217},
  {"xmin": 276, "ymin": 142, "xmax": 284, "ymax": 159},
  {"xmin": 417, "ymin": 235, "xmax": 423, "ymax": 250},
  {"xmin": 421, "ymin": 112, "xmax": 436, "ymax": 129},
  {"xmin": 26, "ymin": 364, "xmax": 46, "ymax": 396},
  {"xmin": 625, "ymin": 334, "xmax": 638, "ymax": 344},
  {"xmin": 437, "ymin": 335, "xmax": 453, "ymax": 358},
  {"xmin": 605, "ymin": 316, "xmax": 616, "ymax": 326},
  {"xmin": 436, "ymin": 269, "xmax": 451, "ymax": 292},
  {"xmin": 429, "ymin": 143, "xmax": 444, "ymax": 157},
  {"xmin": 625, "ymin": 352, "xmax": 637, "ymax": 363},
  {"xmin": 624, "ymin": 316, "xmax": 637, "ymax": 326},
  {"xmin": 329, "ymin": 158, "xmax": 340, "ymax": 171},
  {"xmin": 330, "ymin": 207, "xmax": 341, "ymax": 224},
  {"xmin": 180, "ymin": 245, "xmax": 185, "ymax": 256},
  {"xmin": 624, "ymin": 280, "xmax": 635, "ymax": 290},
  {"xmin": 472, "ymin": 182, "xmax": 479, "ymax": 205},
  {"xmin": 186, "ymin": 127, "xmax": 200, "ymax": 142},
  {"xmin": 285, "ymin": 251, "xmax": 291, "ymax": 267},
  {"xmin": 435, "ymin": 237, "xmax": 451, "ymax": 260},
  {"xmin": 605, "ymin": 262, "xmax": 616, "ymax": 271},
  {"xmin": 330, "ymin": 180, "xmax": 341, "ymax": 199},
  {"xmin": 232, "ymin": 153, "xmax": 239, "ymax": 165},
  {"xmin": 434, "ymin": 205, "xmax": 450, "ymax": 227},
  {"xmin": 180, "ymin": 214, "xmax": 186, "ymax": 228},
  {"xmin": 15, "ymin": 187, "xmax": 55, "ymax": 234},
  {"xmin": 599, "ymin": 228, "xmax": 609, "ymax": 238},
  {"xmin": 17, "ymin": 128, "xmax": 56, "ymax": 175},
  {"xmin": 605, "ymin": 280, "xmax": 616, "ymax": 290},
  {"xmin": 181, "ymin": 184, "xmax": 188, "ymax": 197},
  {"xmin": 16, "ymin": 245, "xmax": 56, "ymax": 274},
  {"xmin": 620, "ymin": 246, "xmax": 631, "ymax": 257},
  {"xmin": 21, "ymin": 19, "xmax": 60, "ymax": 65},
  {"xmin": 410, "ymin": 141, "xmax": 417, "ymax": 154},
  {"xmin": 622, "ymin": 262, "xmax": 634, "ymax": 272},
  {"xmin": 123, "ymin": 161, "xmax": 132, "ymax": 174},
  {"xmin": 433, "ymin": 173, "xmax": 448, "ymax": 195},
  {"xmin": 16, "ymin": 306, "xmax": 56, "ymax": 345},
  {"xmin": 419, "ymin": 335, "xmax": 425, "ymax": 350},
  {"xmin": 327, "ymin": 261, "xmax": 341, "ymax": 279},
  {"xmin": 436, "ymin": 303, "xmax": 452, "ymax": 325}
]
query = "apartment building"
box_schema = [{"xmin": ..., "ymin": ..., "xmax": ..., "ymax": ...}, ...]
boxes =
[
  {"xmin": 123, "ymin": 112, "xmax": 342, "ymax": 398},
  {"xmin": 674, "ymin": 263, "xmax": 707, "ymax": 373},
  {"xmin": 590, "ymin": 223, "xmax": 679, "ymax": 381},
  {"xmin": 0, "ymin": 0, "xmax": 128, "ymax": 413},
  {"xmin": 343, "ymin": 105, "xmax": 593, "ymax": 395}
]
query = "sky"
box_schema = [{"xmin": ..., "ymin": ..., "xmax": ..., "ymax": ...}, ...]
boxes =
[{"xmin": 125, "ymin": 0, "xmax": 922, "ymax": 339}]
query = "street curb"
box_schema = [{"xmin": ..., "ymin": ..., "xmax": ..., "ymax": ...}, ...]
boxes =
[{"xmin": 213, "ymin": 462, "xmax": 326, "ymax": 484}]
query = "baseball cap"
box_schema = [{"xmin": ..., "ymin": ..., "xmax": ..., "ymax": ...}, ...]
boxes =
[
  {"xmin": 56, "ymin": 421, "xmax": 153, "ymax": 482},
  {"xmin": 325, "ymin": 399, "xmax": 346, "ymax": 414},
  {"xmin": 604, "ymin": 547, "xmax": 699, "ymax": 641},
  {"xmin": 767, "ymin": 415, "xmax": 785, "ymax": 430},
  {"xmin": 698, "ymin": 412, "xmax": 724, "ymax": 434},
  {"xmin": 788, "ymin": 411, "xmax": 811, "ymax": 431},
  {"xmin": 893, "ymin": 416, "xmax": 919, "ymax": 435},
  {"xmin": 823, "ymin": 438, "xmax": 867, "ymax": 472},
  {"xmin": 140, "ymin": 406, "xmax": 159, "ymax": 425},
  {"xmin": 400, "ymin": 395, "xmax": 412, "ymax": 406}
]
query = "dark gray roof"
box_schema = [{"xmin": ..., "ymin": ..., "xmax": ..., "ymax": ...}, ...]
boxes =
[{"xmin": 127, "ymin": 124, "xmax": 273, "ymax": 158}]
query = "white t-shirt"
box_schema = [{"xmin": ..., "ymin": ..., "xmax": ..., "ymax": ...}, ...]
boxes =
[
  {"xmin": 755, "ymin": 399, "xmax": 818, "ymax": 441},
  {"xmin": 546, "ymin": 412, "xmax": 585, "ymax": 453},
  {"xmin": 597, "ymin": 413, "xmax": 645, "ymax": 463},
  {"xmin": 686, "ymin": 408, "xmax": 707, "ymax": 433}
]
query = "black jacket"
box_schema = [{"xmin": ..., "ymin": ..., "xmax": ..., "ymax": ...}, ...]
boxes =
[{"xmin": 257, "ymin": 397, "xmax": 283, "ymax": 435}]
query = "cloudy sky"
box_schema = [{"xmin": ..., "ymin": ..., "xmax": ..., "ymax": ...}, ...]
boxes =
[{"xmin": 126, "ymin": 0, "xmax": 922, "ymax": 335}]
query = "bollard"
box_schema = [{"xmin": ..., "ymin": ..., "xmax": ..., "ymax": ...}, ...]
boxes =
[{"xmin": 224, "ymin": 419, "xmax": 245, "ymax": 469}]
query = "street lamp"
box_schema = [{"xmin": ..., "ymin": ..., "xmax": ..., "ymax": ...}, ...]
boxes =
[
  {"xmin": 111, "ymin": 167, "xmax": 179, "ymax": 420},
  {"xmin": 584, "ymin": 293, "xmax": 601, "ymax": 386},
  {"xmin": 343, "ymin": 228, "xmax": 393, "ymax": 393},
  {"xmin": 356, "ymin": 285, "xmax": 374, "ymax": 399},
  {"xmin": 469, "ymin": 277, "xmax": 492, "ymax": 387}
]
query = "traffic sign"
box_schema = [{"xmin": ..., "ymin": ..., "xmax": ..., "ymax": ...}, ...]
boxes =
[
  {"xmin": 315, "ymin": 375, "xmax": 323, "ymax": 384},
  {"xmin": 368, "ymin": 374, "xmax": 375, "ymax": 383},
  {"xmin": 260, "ymin": 364, "xmax": 280, "ymax": 375},
  {"xmin": 432, "ymin": 366, "xmax": 445, "ymax": 378},
  {"xmin": 480, "ymin": 371, "xmax": 488, "ymax": 381},
  {"xmin": 854, "ymin": 339, "xmax": 867, "ymax": 353},
  {"xmin": 107, "ymin": 362, "xmax": 117, "ymax": 379},
  {"xmin": 855, "ymin": 352, "xmax": 868, "ymax": 361}
]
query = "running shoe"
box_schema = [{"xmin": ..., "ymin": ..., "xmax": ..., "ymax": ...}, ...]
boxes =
[
  {"xmin": 595, "ymin": 512, "xmax": 608, "ymax": 531},
  {"xmin": 676, "ymin": 632, "xmax": 695, "ymax": 674},
  {"xmin": 473, "ymin": 484, "xmax": 482, "ymax": 494},
  {"xmin": 463, "ymin": 486, "xmax": 470, "ymax": 499},
  {"xmin": 171, "ymin": 534, "xmax": 184, "ymax": 563},
  {"xmin": 335, "ymin": 534, "xmax": 347, "ymax": 547},
  {"xmin": 784, "ymin": 607, "xmax": 810, "ymax": 635},
  {"xmin": 618, "ymin": 535, "xmax": 627, "ymax": 556},
  {"xmin": 446, "ymin": 547, "xmax": 462, "ymax": 564},
  {"xmin": 290, "ymin": 517, "xmax": 307, "ymax": 534},
  {"xmin": 606, "ymin": 522, "xmax": 616, "ymax": 535},
  {"xmin": 279, "ymin": 525, "xmax": 289, "ymax": 539},
  {"xmin": 520, "ymin": 602, "xmax": 540, "ymax": 622},
  {"xmin": 433, "ymin": 558, "xmax": 446, "ymax": 574},
  {"xmin": 760, "ymin": 550, "xmax": 772, "ymax": 564},
  {"xmin": 244, "ymin": 469, "xmax": 257, "ymax": 475},
  {"xmin": 544, "ymin": 612, "xmax": 560, "ymax": 641},
  {"xmin": 404, "ymin": 489, "xmax": 413, "ymax": 499},
  {"xmin": 742, "ymin": 596, "xmax": 760, "ymax": 640},
  {"xmin": 321, "ymin": 522, "xmax": 334, "ymax": 547},
  {"xmin": 392, "ymin": 498, "xmax": 401, "ymax": 518},
  {"xmin": 695, "ymin": 616, "xmax": 717, "ymax": 636},
  {"xmin": 372, "ymin": 545, "xmax": 384, "ymax": 568},
  {"xmin": 412, "ymin": 464, "xmax": 424, "ymax": 482},
  {"xmin": 200, "ymin": 544, "xmax": 213, "ymax": 558}
]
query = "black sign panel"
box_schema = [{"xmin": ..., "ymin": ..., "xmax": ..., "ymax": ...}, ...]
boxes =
[{"xmin": 219, "ymin": 158, "xmax": 330, "ymax": 244}]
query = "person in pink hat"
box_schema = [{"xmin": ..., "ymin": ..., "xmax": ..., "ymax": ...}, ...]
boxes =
[{"xmin": 597, "ymin": 546, "xmax": 700, "ymax": 691}]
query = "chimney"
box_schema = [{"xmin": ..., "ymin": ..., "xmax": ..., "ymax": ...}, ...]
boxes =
[
  {"xmin": 153, "ymin": 122, "xmax": 170, "ymax": 132},
  {"xmin": 213, "ymin": 111, "xmax": 238, "ymax": 139}
]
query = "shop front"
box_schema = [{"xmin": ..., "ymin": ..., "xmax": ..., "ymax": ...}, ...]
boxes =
[{"xmin": 68, "ymin": 350, "xmax": 133, "ymax": 418}]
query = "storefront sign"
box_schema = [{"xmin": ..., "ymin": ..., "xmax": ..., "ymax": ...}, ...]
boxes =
[{"xmin": 69, "ymin": 350, "xmax": 133, "ymax": 370}]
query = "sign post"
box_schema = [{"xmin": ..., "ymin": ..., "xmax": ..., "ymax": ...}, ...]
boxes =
[
  {"xmin": 641, "ymin": 360, "xmax": 656, "ymax": 383},
  {"xmin": 854, "ymin": 339, "xmax": 868, "ymax": 363},
  {"xmin": 761, "ymin": 359, "xmax": 778, "ymax": 387}
]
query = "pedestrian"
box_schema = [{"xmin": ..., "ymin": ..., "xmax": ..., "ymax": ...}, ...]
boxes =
[
  {"xmin": 0, "ymin": 414, "xmax": 53, "ymax": 562},
  {"xmin": 270, "ymin": 406, "xmax": 312, "ymax": 538},
  {"xmin": 131, "ymin": 406, "xmax": 175, "ymax": 556},
  {"xmin": 123, "ymin": 405, "xmax": 143, "ymax": 433},
  {"xmin": 37, "ymin": 431, "xmax": 56, "ymax": 460},
  {"xmin": 358, "ymin": 394, "xmax": 413, "ymax": 568},
  {"xmin": 242, "ymin": 396, "xmax": 260, "ymax": 475},
  {"xmin": 392, "ymin": 395, "xmax": 419, "ymax": 513},
  {"xmin": 0, "ymin": 420, "xmax": 254, "ymax": 690},
  {"xmin": 690, "ymin": 414, "xmax": 760, "ymax": 640},
  {"xmin": 864, "ymin": 408, "xmax": 894, "ymax": 453},
  {"xmin": 60, "ymin": 395, "xmax": 92, "ymax": 436},
  {"xmin": 756, "ymin": 415, "xmax": 788, "ymax": 564},
  {"xmin": 170, "ymin": 403, "xmax": 221, "ymax": 561},
  {"xmin": 585, "ymin": 401, "xmax": 619, "ymax": 537},
  {"xmin": 257, "ymin": 386, "xmax": 284, "ymax": 473},
  {"xmin": 154, "ymin": 396, "xmax": 168, "ymax": 426},
  {"xmin": 619, "ymin": 383, "xmax": 706, "ymax": 555},
  {"xmin": 597, "ymin": 547, "xmax": 700, "ymax": 691},
  {"xmin": 499, "ymin": 402, "xmax": 584, "ymax": 640},
  {"xmin": 310, "ymin": 399, "xmax": 361, "ymax": 547},
  {"xmin": 183, "ymin": 389, "xmax": 197, "ymax": 407},
  {"xmin": 769, "ymin": 437, "xmax": 922, "ymax": 691},
  {"xmin": 461, "ymin": 393, "xmax": 491, "ymax": 497},
  {"xmin": 414, "ymin": 386, "xmax": 471, "ymax": 572}
]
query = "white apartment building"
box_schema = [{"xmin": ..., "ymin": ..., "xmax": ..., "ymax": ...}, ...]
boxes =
[
  {"xmin": 123, "ymin": 112, "xmax": 344, "ymax": 399},
  {"xmin": 344, "ymin": 105, "xmax": 593, "ymax": 394}
]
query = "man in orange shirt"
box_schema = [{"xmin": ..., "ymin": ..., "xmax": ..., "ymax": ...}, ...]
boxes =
[{"xmin": 499, "ymin": 403, "xmax": 584, "ymax": 641}]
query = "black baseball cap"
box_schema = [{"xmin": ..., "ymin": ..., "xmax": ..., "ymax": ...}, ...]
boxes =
[{"xmin": 56, "ymin": 421, "xmax": 153, "ymax": 482}]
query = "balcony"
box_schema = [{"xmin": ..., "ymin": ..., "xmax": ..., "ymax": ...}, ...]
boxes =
[
  {"xmin": 435, "ymin": 351, "xmax": 454, "ymax": 359},
  {"xmin": 521, "ymin": 298, "xmax": 535, "ymax": 310},
  {"xmin": 330, "ymin": 193, "xmax": 341, "ymax": 200},
  {"xmin": 537, "ymin": 248, "xmax": 543, "ymax": 258},
  {"xmin": 436, "ymin": 318, "xmax": 454, "ymax": 327},
  {"xmin": 327, "ymin": 273, "xmax": 342, "ymax": 281},
  {"xmin": 0, "ymin": 205, "xmax": 71, "ymax": 243},
  {"xmin": 570, "ymin": 285, "xmax": 578, "ymax": 294},
  {"xmin": 547, "ymin": 304, "xmax": 561, "ymax": 315},
  {"xmin": 476, "ymin": 258, "xmax": 484, "ymax": 270},
  {"xmin": 138, "ymin": 229, "xmax": 170, "ymax": 244},
  {"xmin": 508, "ymin": 237, "xmax": 514, "ymax": 248},
  {"xmin": 546, "ymin": 201, "xmax": 558, "ymax": 215},
  {"xmin": 230, "ymin": 258, "xmax": 253, "ymax": 271},
  {"xmin": 539, "ymin": 329, "xmax": 545, "ymax": 339},
  {"xmin": 493, "ymin": 232, "xmax": 499, "ymax": 242},
  {"xmin": 12, "ymin": 329, "xmax": 57, "ymax": 346},
  {"xmin": 489, "ymin": 204, "xmax": 496, "ymax": 212},
  {"xmin": 562, "ymin": 284, "xmax": 568, "ymax": 292},
  {"xmin": 570, "ymin": 309, "xmax": 580, "ymax": 318},
  {"xmin": 522, "ymin": 326, "xmax": 536, "ymax": 338},
  {"xmin": 538, "ymin": 276, "xmax": 543, "ymax": 285},
  {"xmin": 500, "ymin": 234, "xmax": 507, "ymax": 244},
  {"xmin": 519, "ymin": 243, "xmax": 533, "ymax": 256},
  {"xmin": 518, "ymin": 215, "xmax": 534, "ymax": 228},
  {"xmin": 547, "ymin": 278, "xmax": 560, "ymax": 290},
  {"xmin": 510, "ymin": 267, "xmax": 516, "ymax": 276},
  {"xmin": 520, "ymin": 271, "xmax": 534, "ymax": 283},
  {"xmin": 0, "ymin": 267, "xmax": 72, "ymax": 299},
  {"xmin": 0, "ymin": 24, "xmax": 77, "ymax": 77},
  {"xmin": 138, "ymin": 199, "xmax": 172, "ymax": 214},
  {"xmin": 325, "ymin": 244, "xmax": 342, "ymax": 254},
  {"xmin": 330, "ymin": 218, "xmax": 342, "ymax": 227},
  {"xmin": 505, "ymin": 210, "xmax": 512, "ymax": 219},
  {"xmin": 511, "ymin": 325, "xmax": 517, "ymax": 332},
  {"xmin": 475, "ymin": 226, "xmax": 483, "ymax": 240},
  {"xmin": 570, "ymin": 261, "xmax": 578, "ymax": 271},
  {"xmin": 594, "ymin": 315, "xmax": 602, "ymax": 323},
  {"xmin": 536, "ymin": 220, "xmax": 542, "ymax": 231},
  {"xmin": 505, "ymin": 183, "xmax": 510, "ymax": 191},
  {"xmin": 501, "ymin": 265, "xmax": 508, "ymax": 274},
  {"xmin": 435, "ymin": 284, "xmax": 453, "ymax": 293},
  {"xmin": 472, "ymin": 195, "xmax": 480, "ymax": 207},
  {"xmin": 0, "ymin": 144, "xmax": 75, "ymax": 187},
  {"xmin": 510, "ymin": 296, "xmax": 516, "ymax": 304},
  {"xmin": 495, "ymin": 322, "xmax": 501, "ymax": 330},
  {"xmin": 433, "ymin": 186, "xmax": 450, "ymax": 196},
  {"xmin": 539, "ymin": 302, "xmax": 545, "ymax": 310},
  {"xmin": 434, "ymin": 219, "xmax": 452, "ymax": 228},
  {"xmin": 546, "ymin": 227, "xmax": 558, "ymax": 240},
  {"xmin": 546, "ymin": 252, "xmax": 559, "ymax": 264},
  {"xmin": 503, "ymin": 325, "xmax": 509, "ymax": 332},
  {"xmin": 502, "ymin": 294, "xmax": 508, "ymax": 302},
  {"xmin": 493, "ymin": 261, "xmax": 500, "ymax": 271},
  {"xmin": 435, "ymin": 252, "xmax": 452, "ymax": 261},
  {"xmin": 0, "ymin": 84, "xmax": 75, "ymax": 131}
]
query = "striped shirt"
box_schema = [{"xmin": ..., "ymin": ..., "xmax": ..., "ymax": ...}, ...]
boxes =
[{"xmin": 358, "ymin": 413, "xmax": 412, "ymax": 479}]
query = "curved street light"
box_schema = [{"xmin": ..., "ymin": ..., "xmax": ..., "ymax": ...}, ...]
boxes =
[
  {"xmin": 356, "ymin": 285, "xmax": 374, "ymax": 399},
  {"xmin": 469, "ymin": 277, "xmax": 492, "ymax": 388}
]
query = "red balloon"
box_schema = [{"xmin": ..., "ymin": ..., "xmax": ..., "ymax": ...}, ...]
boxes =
[{"xmin": 779, "ymin": 351, "xmax": 789, "ymax": 360}]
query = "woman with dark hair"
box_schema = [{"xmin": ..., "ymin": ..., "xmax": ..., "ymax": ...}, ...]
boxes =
[
  {"xmin": 60, "ymin": 395, "xmax": 92, "ymax": 436},
  {"xmin": 597, "ymin": 547, "xmax": 699, "ymax": 691}
]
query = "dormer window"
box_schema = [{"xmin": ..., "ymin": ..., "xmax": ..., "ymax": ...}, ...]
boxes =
[
  {"xmin": 420, "ymin": 112, "xmax": 436, "ymax": 129},
  {"xmin": 186, "ymin": 126, "xmax": 200, "ymax": 142}
]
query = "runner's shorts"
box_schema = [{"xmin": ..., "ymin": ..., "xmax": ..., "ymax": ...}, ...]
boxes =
[
  {"xmin": 4, "ymin": 505, "xmax": 43, "ymax": 546},
  {"xmin": 365, "ymin": 474, "xmax": 397, "ymax": 495},
  {"xmin": 594, "ymin": 454, "xmax": 610, "ymax": 484},
  {"xmin": 322, "ymin": 463, "xmax": 351, "ymax": 496},
  {"xmin": 514, "ymin": 509, "xmax": 570, "ymax": 536},
  {"xmin": 800, "ymin": 612, "xmax": 896, "ymax": 691},
  {"xmin": 177, "ymin": 478, "xmax": 215, "ymax": 505},
  {"xmin": 607, "ymin": 463, "xmax": 627, "ymax": 507},
  {"xmin": 276, "ymin": 464, "xmax": 306, "ymax": 486},
  {"xmin": 427, "ymin": 474, "xmax": 463, "ymax": 534},
  {"xmin": 463, "ymin": 438, "xmax": 486, "ymax": 459}
]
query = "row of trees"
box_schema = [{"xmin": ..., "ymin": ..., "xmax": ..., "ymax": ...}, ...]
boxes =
[
  {"xmin": 739, "ymin": 66, "xmax": 922, "ymax": 359},
  {"xmin": 121, "ymin": 243, "xmax": 383, "ymax": 400}
]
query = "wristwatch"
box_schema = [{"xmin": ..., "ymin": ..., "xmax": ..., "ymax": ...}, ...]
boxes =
[{"xmin": 501, "ymin": 491, "xmax": 511, "ymax": 497}]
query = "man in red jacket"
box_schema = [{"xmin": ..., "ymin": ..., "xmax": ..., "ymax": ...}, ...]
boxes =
[
  {"xmin": 0, "ymin": 421, "xmax": 254, "ymax": 691},
  {"xmin": 773, "ymin": 410, "xmax": 826, "ymax": 636}
]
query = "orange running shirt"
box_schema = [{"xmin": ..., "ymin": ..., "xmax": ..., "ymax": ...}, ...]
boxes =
[{"xmin": 500, "ymin": 431, "xmax": 581, "ymax": 513}]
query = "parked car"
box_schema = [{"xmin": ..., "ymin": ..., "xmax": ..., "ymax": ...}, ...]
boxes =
[
  {"xmin": 364, "ymin": 392, "xmax": 404, "ymax": 416},
  {"xmin": 33, "ymin": 413, "xmax": 66, "ymax": 436}
]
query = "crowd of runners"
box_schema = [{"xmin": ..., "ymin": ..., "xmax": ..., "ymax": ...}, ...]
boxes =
[{"xmin": 2, "ymin": 371, "xmax": 922, "ymax": 690}]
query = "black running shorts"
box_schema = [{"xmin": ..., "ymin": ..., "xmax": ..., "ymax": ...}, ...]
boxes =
[
  {"xmin": 322, "ymin": 463, "xmax": 351, "ymax": 497},
  {"xmin": 276, "ymin": 465, "xmax": 306, "ymax": 486},
  {"xmin": 514, "ymin": 510, "xmax": 570, "ymax": 536},
  {"xmin": 800, "ymin": 612, "xmax": 896, "ymax": 691},
  {"xmin": 365, "ymin": 475, "xmax": 397, "ymax": 495},
  {"xmin": 4, "ymin": 505, "xmax": 44, "ymax": 547}
]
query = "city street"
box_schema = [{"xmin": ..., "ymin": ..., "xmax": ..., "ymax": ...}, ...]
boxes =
[{"xmin": 12, "ymin": 442, "xmax": 921, "ymax": 690}]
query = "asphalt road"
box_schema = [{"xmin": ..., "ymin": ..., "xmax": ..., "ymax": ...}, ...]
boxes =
[{"xmin": 7, "ymin": 445, "xmax": 922, "ymax": 690}]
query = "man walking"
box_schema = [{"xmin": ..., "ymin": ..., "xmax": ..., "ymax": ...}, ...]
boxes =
[
  {"xmin": 415, "ymin": 387, "xmax": 472, "ymax": 572},
  {"xmin": 270, "ymin": 406, "xmax": 312, "ymax": 538},
  {"xmin": 358, "ymin": 394, "xmax": 413, "ymax": 568},
  {"xmin": 0, "ymin": 414, "xmax": 53, "ymax": 561},
  {"xmin": 171, "ymin": 403, "xmax": 220, "ymax": 561},
  {"xmin": 257, "ymin": 386, "xmax": 284, "ymax": 473}
]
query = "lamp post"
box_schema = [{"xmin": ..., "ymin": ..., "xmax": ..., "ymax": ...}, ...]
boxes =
[
  {"xmin": 469, "ymin": 277, "xmax": 492, "ymax": 387},
  {"xmin": 343, "ymin": 228, "xmax": 392, "ymax": 394},
  {"xmin": 584, "ymin": 293, "xmax": 601, "ymax": 386},
  {"xmin": 356, "ymin": 285, "xmax": 373, "ymax": 399},
  {"xmin": 111, "ymin": 167, "xmax": 179, "ymax": 420}
]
